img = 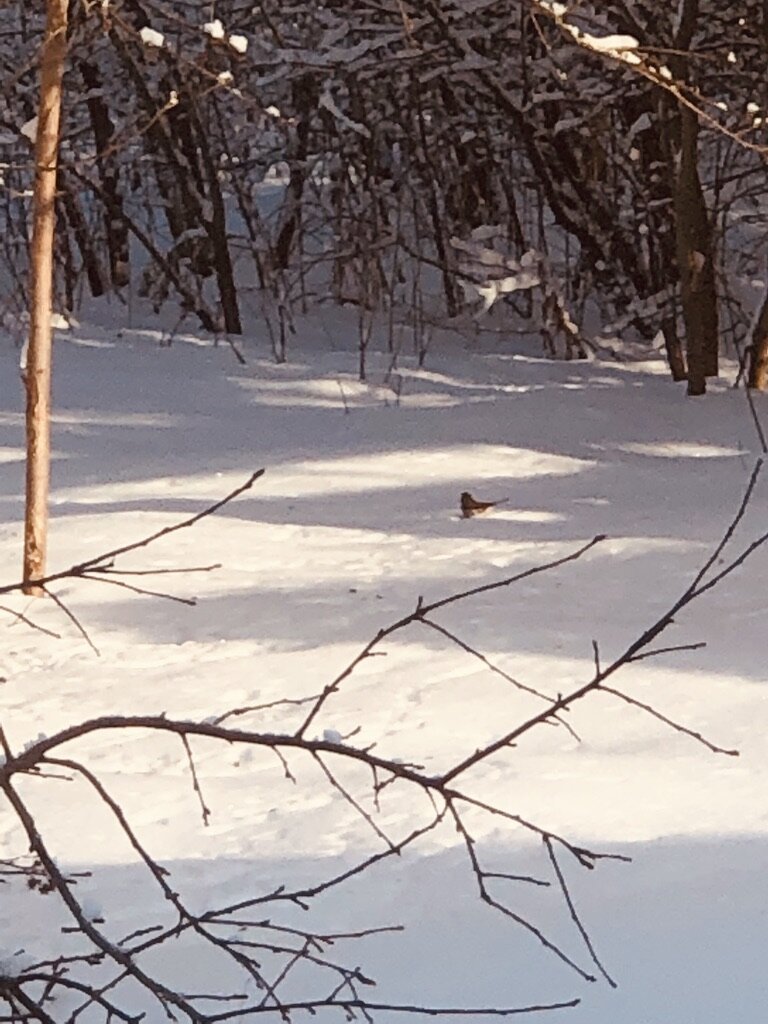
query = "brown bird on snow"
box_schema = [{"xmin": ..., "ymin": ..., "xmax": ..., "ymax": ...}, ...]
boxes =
[{"xmin": 460, "ymin": 491, "xmax": 508, "ymax": 518}]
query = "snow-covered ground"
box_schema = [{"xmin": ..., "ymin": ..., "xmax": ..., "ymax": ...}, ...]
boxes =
[{"xmin": 1, "ymin": 313, "xmax": 768, "ymax": 1022}]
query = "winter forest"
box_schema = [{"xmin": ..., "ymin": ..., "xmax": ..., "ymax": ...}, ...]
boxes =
[
  {"xmin": 5, "ymin": 0, "xmax": 768, "ymax": 391},
  {"xmin": 1, "ymin": 2, "xmax": 768, "ymax": 1023}
]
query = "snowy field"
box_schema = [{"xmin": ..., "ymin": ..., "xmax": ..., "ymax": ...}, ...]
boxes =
[{"xmin": 1, "ymin": 312, "xmax": 768, "ymax": 1022}]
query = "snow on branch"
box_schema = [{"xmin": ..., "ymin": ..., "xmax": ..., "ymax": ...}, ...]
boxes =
[
  {"xmin": 529, "ymin": 0, "xmax": 768, "ymax": 154},
  {"xmin": 451, "ymin": 232, "xmax": 540, "ymax": 314},
  {"xmin": 536, "ymin": 3, "xmax": 641, "ymax": 65},
  {"xmin": 139, "ymin": 26, "xmax": 165, "ymax": 49}
]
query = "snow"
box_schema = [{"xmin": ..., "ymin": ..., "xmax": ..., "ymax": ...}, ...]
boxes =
[
  {"xmin": 228, "ymin": 33, "xmax": 248, "ymax": 54},
  {"xmin": 1, "ymin": 316, "xmax": 768, "ymax": 1021},
  {"xmin": 203, "ymin": 19, "xmax": 225, "ymax": 40},
  {"xmin": 474, "ymin": 271, "xmax": 540, "ymax": 311},
  {"xmin": 22, "ymin": 732, "xmax": 47, "ymax": 752},
  {"xmin": 452, "ymin": 239, "xmax": 541, "ymax": 313},
  {"xmin": 139, "ymin": 26, "xmax": 165, "ymax": 48},
  {"xmin": 538, "ymin": 1, "xmax": 567, "ymax": 17},
  {"xmin": 19, "ymin": 116, "xmax": 37, "ymax": 142},
  {"xmin": 580, "ymin": 34, "xmax": 639, "ymax": 54},
  {"xmin": 538, "ymin": 4, "xmax": 644, "ymax": 69}
]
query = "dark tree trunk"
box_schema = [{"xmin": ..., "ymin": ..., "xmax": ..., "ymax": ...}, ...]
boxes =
[
  {"xmin": 413, "ymin": 82, "xmax": 458, "ymax": 316},
  {"xmin": 80, "ymin": 59, "xmax": 130, "ymax": 288},
  {"xmin": 674, "ymin": 106, "xmax": 718, "ymax": 396},
  {"xmin": 57, "ymin": 168, "xmax": 107, "ymax": 298},
  {"xmin": 273, "ymin": 75, "xmax": 317, "ymax": 271},
  {"xmin": 190, "ymin": 105, "xmax": 242, "ymax": 334},
  {"xmin": 661, "ymin": 316, "xmax": 687, "ymax": 383}
]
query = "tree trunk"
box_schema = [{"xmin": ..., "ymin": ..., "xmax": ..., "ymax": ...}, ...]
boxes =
[
  {"xmin": 191, "ymin": 106, "xmax": 242, "ymax": 334},
  {"xmin": 669, "ymin": 0, "xmax": 718, "ymax": 395},
  {"xmin": 58, "ymin": 167, "xmax": 107, "ymax": 297},
  {"xmin": 23, "ymin": 0, "xmax": 68, "ymax": 594},
  {"xmin": 273, "ymin": 75, "xmax": 317, "ymax": 272},
  {"xmin": 674, "ymin": 105, "xmax": 718, "ymax": 396},
  {"xmin": 661, "ymin": 315, "xmax": 687, "ymax": 382},
  {"xmin": 80, "ymin": 59, "xmax": 131, "ymax": 288},
  {"xmin": 748, "ymin": 290, "xmax": 768, "ymax": 390},
  {"xmin": 413, "ymin": 83, "xmax": 458, "ymax": 316}
]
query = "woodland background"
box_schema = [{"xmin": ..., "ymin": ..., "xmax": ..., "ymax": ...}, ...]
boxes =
[{"xmin": 3, "ymin": 1, "xmax": 768, "ymax": 392}]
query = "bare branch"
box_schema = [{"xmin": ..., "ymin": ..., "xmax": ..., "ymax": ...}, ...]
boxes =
[
  {"xmin": 0, "ymin": 604, "xmax": 60, "ymax": 639},
  {"xmin": 207, "ymin": 998, "xmax": 583, "ymax": 1020},
  {"xmin": 418, "ymin": 617, "xmax": 553, "ymax": 702},
  {"xmin": 0, "ymin": 470, "xmax": 266, "ymax": 599},
  {"xmin": 544, "ymin": 836, "xmax": 617, "ymax": 989},
  {"xmin": 40, "ymin": 586, "xmax": 99, "ymax": 656},
  {"xmin": 446, "ymin": 799, "xmax": 595, "ymax": 983},
  {"xmin": 181, "ymin": 734, "xmax": 211, "ymax": 826},
  {"xmin": 627, "ymin": 641, "xmax": 707, "ymax": 663},
  {"xmin": 600, "ymin": 686, "xmax": 738, "ymax": 756},
  {"xmin": 296, "ymin": 535, "xmax": 605, "ymax": 738}
]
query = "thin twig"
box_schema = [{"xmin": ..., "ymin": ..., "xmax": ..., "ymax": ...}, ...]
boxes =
[
  {"xmin": 484, "ymin": 870, "xmax": 550, "ymax": 888},
  {"xmin": 688, "ymin": 458, "xmax": 762, "ymax": 592},
  {"xmin": 600, "ymin": 686, "xmax": 738, "ymax": 755},
  {"xmin": 418, "ymin": 617, "xmax": 552, "ymax": 702},
  {"xmin": 91, "ymin": 564, "xmax": 221, "ymax": 577},
  {"xmin": 313, "ymin": 752, "xmax": 395, "ymax": 850},
  {"xmin": 214, "ymin": 693, "xmax": 321, "ymax": 725},
  {"xmin": 204, "ymin": 998, "xmax": 581, "ymax": 1019},
  {"xmin": 627, "ymin": 641, "xmax": 707, "ymax": 663},
  {"xmin": 72, "ymin": 471, "xmax": 266, "ymax": 573},
  {"xmin": 40, "ymin": 587, "xmax": 99, "ymax": 656},
  {"xmin": 0, "ymin": 603, "xmax": 61, "ymax": 639},
  {"xmin": 181, "ymin": 734, "xmax": 211, "ymax": 826},
  {"xmin": 296, "ymin": 535, "xmax": 605, "ymax": 738},
  {"xmin": 446, "ymin": 799, "xmax": 596, "ymax": 982},
  {"xmin": 78, "ymin": 573, "xmax": 198, "ymax": 605},
  {"xmin": 544, "ymin": 836, "xmax": 617, "ymax": 988}
]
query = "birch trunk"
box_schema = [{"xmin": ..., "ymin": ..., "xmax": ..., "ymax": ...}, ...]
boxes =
[{"xmin": 23, "ymin": 0, "xmax": 68, "ymax": 593}]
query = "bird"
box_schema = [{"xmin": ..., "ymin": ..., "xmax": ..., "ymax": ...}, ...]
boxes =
[{"xmin": 460, "ymin": 491, "xmax": 508, "ymax": 518}]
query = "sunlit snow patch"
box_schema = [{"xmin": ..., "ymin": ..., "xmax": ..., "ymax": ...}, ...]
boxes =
[
  {"xmin": 0, "ymin": 447, "xmax": 24, "ymax": 465},
  {"xmin": 261, "ymin": 444, "xmax": 594, "ymax": 498},
  {"xmin": 615, "ymin": 442, "xmax": 743, "ymax": 459}
]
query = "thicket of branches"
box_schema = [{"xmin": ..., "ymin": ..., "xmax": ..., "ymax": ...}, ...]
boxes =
[{"xmin": 2, "ymin": 1, "xmax": 768, "ymax": 390}]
